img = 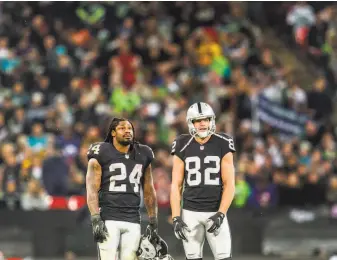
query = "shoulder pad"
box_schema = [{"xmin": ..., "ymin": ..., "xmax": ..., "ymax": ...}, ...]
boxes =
[
  {"xmin": 137, "ymin": 143, "xmax": 155, "ymax": 168},
  {"xmin": 138, "ymin": 144, "xmax": 155, "ymax": 160},
  {"xmin": 171, "ymin": 134, "xmax": 193, "ymax": 155},
  {"xmin": 87, "ymin": 142, "xmax": 110, "ymax": 162},
  {"xmin": 216, "ymin": 132, "xmax": 234, "ymax": 140},
  {"xmin": 214, "ymin": 132, "xmax": 236, "ymax": 152}
]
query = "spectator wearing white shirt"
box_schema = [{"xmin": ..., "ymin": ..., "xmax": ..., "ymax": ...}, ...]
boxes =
[
  {"xmin": 286, "ymin": 83, "xmax": 307, "ymax": 112},
  {"xmin": 21, "ymin": 179, "xmax": 49, "ymax": 211},
  {"xmin": 287, "ymin": 2, "xmax": 316, "ymax": 46}
]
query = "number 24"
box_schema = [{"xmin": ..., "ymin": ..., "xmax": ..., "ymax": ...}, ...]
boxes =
[
  {"xmin": 87, "ymin": 144, "xmax": 101, "ymax": 155},
  {"xmin": 109, "ymin": 163, "xmax": 143, "ymax": 193}
]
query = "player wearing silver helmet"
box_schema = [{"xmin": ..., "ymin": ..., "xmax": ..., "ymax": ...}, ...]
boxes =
[{"xmin": 170, "ymin": 102, "xmax": 235, "ymax": 260}]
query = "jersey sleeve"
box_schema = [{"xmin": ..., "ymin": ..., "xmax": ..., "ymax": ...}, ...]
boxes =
[
  {"xmin": 170, "ymin": 135, "xmax": 185, "ymax": 160},
  {"xmin": 142, "ymin": 145, "xmax": 155, "ymax": 169},
  {"xmin": 87, "ymin": 142, "xmax": 107, "ymax": 165},
  {"xmin": 218, "ymin": 133, "xmax": 236, "ymax": 158}
]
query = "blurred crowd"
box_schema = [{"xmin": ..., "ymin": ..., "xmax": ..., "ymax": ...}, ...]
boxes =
[
  {"xmin": 0, "ymin": 2, "xmax": 337, "ymax": 215},
  {"xmin": 268, "ymin": 2, "xmax": 337, "ymax": 91}
]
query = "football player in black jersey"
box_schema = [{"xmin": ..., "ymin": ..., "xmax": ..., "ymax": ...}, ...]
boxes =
[
  {"xmin": 170, "ymin": 102, "xmax": 236, "ymax": 260},
  {"xmin": 86, "ymin": 117, "xmax": 158, "ymax": 260}
]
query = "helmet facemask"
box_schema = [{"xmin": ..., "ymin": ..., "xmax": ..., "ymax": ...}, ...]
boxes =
[
  {"xmin": 137, "ymin": 231, "xmax": 174, "ymax": 260},
  {"xmin": 137, "ymin": 236, "xmax": 157, "ymax": 259}
]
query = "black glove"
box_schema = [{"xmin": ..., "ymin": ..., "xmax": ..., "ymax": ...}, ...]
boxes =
[
  {"xmin": 146, "ymin": 216, "xmax": 159, "ymax": 241},
  {"xmin": 207, "ymin": 212, "xmax": 225, "ymax": 234},
  {"xmin": 172, "ymin": 216, "xmax": 190, "ymax": 241},
  {"xmin": 91, "ymin": 214, "xmax": 108, "ymax": 243}
]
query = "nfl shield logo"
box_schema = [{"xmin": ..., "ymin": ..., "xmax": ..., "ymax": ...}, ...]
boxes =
[
  {"xmin": 200, "ymin": 146, "xmax": 204, "ymax": 150},
  {"xmin": 125, "ymin": 154, "xmax": 129, "ymax": 159}
]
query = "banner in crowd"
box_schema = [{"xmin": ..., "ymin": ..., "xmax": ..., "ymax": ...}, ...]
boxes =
[{"xmin": 257, "ymin": 94, "xmax": 309, "ymax": 135}]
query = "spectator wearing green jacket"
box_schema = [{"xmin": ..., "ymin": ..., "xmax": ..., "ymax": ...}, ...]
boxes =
[{"xmin": 233, "ymin": 174, "xmax": 251, "ymax": 208}]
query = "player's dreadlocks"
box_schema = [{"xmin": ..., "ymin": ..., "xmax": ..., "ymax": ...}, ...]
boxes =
[{"xmin": 104, "ymin": 117, "xmax": 138, "ymax": 148}]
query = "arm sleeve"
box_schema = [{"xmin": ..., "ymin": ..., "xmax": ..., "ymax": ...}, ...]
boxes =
[
  {"xmin": 87, "ymin": 142, "xmax": 105, "ymax": 164},
  {"xmin": 220, "ymin": 134, "xmax": 236, "ymax": 159},
  {"xmin": 143, "ymin": 145, "xmax": 155, "ymax": 169},
  {"xmin": 170, "ymin": 137, "xmax": 184, "ymax": 160}
]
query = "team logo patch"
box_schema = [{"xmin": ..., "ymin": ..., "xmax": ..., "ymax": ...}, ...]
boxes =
[{"xmin": 200, "ymin": 146, "xmax": 204, "ymax": 150}]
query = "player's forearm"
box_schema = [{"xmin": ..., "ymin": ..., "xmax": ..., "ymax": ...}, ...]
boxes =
[
  {"xmin": 170, "ymin": 184, "xmax": 182, "ymax": 217},
  {"xmin": 87, "ymin": 190, "xmax": 100, "ymax": 215},
  {"xmin": 143, "ymin": 164, "xmax": 158, "ymax": 218},
  {"xmin": 218, "ymin": 183, "xmax": 235, "ymax": 214},
  {"xmin": 86, "ymin": 159, "xmax": 102, "ymax": 216},
  {"xmin": 144, "ymin": 186, "xmax": 158, "ymax": 218}
]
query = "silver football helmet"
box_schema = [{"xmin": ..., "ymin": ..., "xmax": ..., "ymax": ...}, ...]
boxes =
[
  {"xmin": 186, "ymin": 102, "xmax": 216, "ymax": 138},
  {"xmin": 137, "ymin": 230, "xmax": 174, "ymax": 260}
]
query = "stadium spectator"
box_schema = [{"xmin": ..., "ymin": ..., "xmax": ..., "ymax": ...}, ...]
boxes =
[
  {"xmin": 286, "ymin": 2, "xmax": 316, "ymax": 46},
  {"xmin": 20, "ymin": 178, "xmax": 49, "ymax": 211},
  {"xmin": 0, "ymin": 2, "xmax": 337, "ymax": 215},
  {"xmin": 42, "ymin": 143, "xmax": 69, "ymax": 196}
]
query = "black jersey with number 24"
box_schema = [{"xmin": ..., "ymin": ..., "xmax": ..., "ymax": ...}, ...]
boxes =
[
  {"xmin": 171, "ymin": 133, "xmax": 235, "ymax": 212},
  {"xmin": 87, "ymin": 142, "xmax": 154, "ymax": 223}
]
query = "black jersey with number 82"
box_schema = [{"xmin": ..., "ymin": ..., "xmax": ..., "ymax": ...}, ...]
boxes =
[
  {"xmin": 87, "ymin": 142, "xmax": 154, "ymax": 223},
  {"xmin": 171, "ymin": 133, "xmax": 235, "ymax": 212}
]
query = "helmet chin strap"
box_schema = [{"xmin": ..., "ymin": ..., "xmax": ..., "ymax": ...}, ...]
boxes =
[
  {"xmin": 197, "ymin": 131, "xmax": 208, "ymax": 139},
  {"xmin": 196, "ymin": 127, "xmax": 214, "ymax": 139},
  {"xmin": 194, "ymin": 127, "xmax": 214, "ymax": 139}
]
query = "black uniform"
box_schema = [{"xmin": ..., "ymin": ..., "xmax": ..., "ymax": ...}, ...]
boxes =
[
  {"xmin": 87, "ymin": 142, "xmax": 154, "ymax": 223},
  {"xmin": 171, "ymin": 133, "xmax": 235, "ymax": 212}
]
